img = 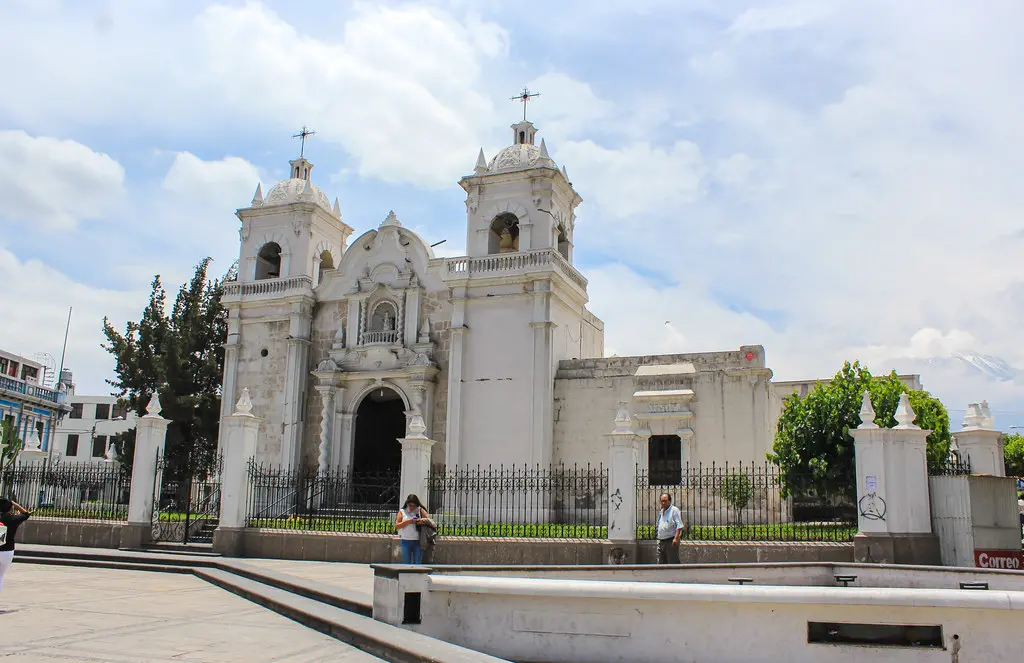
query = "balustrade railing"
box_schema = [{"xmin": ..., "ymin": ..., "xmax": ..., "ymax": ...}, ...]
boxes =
[
  {"xmin": 222, "ymin": 275, "xmax": 313, "ymax": 298},
  {"xmin": 0, "ymin": 374, "xmax": 62, "ymax": 404},
  {"xmin": 444, "ymin": 248, "xmax": 588, "ymax": 290},
  {"xmin": 360, "ymin": 330, "xmax": 400, "ymax": 345}
]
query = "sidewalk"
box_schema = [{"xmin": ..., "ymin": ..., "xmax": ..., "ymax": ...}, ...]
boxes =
[{"xmin": 0, "ymin": 563, "xmax": 382, "ymax": 662}]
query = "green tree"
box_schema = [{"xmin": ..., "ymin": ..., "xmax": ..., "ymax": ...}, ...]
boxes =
[
  {"xmin": 1004, "ymin": 433, "xmax": 1024, "ymax": 477},
  {"xmin": 102, "ymin": 258, "xmax": 229, "ymax": 480},
  {"xmin": 768, "ymin": 361, "xmax": 951, "ymax": 501},
  {"xmin": 0, "ymin": 419, "xmax": 23, "ymax": 471},
  {"xmin": 718, "ymin": 471, "xmax": 754, "ymax": 524}
]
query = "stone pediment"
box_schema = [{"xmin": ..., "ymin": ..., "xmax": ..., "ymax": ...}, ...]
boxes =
[
  {"xmin": 317, "ymin": 211, "xmax": 445, "ymax": 301},
  {"xmin": 329, "ymin": 343, "xmax": 436, "ymax": 374}
]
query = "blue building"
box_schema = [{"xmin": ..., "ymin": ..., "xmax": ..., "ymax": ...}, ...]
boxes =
[{"xmin": 0, "ymin": 349, "xmax": 70, "ymax": 452}]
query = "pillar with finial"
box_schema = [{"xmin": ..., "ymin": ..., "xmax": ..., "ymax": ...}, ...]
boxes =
[
  {"xmin": 121, "ymin": 390, "xmax": 171, "ymax": 548},
  {"xmin": 213, "ymin": 388, "xmax": 262, "ymax": 556},
  {"xmin": 850, "ymin": 390, "xmax": 938, "ymax": 564},
  {"xmin": 952, "ymin": 401, "xmax": 1006, "ymax": 476},
  {"xmin": 607, "ymin": 402, "xmax": 641, "ymax": 546}
]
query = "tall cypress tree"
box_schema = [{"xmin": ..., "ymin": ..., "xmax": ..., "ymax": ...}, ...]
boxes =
[{"xmin": 103, "ymin": 258, "xmax": 230, "ymax": 480}]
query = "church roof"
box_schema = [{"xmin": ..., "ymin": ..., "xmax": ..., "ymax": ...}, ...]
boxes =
[{"xmin": 264, "ymin": 177, "xmax": 332, "ymax": 211}]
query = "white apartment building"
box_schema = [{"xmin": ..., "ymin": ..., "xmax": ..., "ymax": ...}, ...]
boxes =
[{"xmin": 53, "ymin": 395, "xmax": 136, "ymax": 463}]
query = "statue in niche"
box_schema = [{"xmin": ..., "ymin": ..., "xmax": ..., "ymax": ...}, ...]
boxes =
[
  {"xmin": 499, "ymin": 228, "xmax": 515, "ymax": 253},
  {"xmin": 383, "ymin": 310, "xmax": 394, "ymax": 331}
]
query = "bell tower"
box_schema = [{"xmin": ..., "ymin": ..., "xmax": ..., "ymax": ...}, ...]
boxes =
[{"xmin": 442, "ymin": 91, "xmax": 602, "ymax": 470}]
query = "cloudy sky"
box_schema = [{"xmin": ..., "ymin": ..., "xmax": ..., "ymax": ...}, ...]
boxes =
[{"xmin": 1, "ymin": 0, "xmax": 1022, "ymax": 430}]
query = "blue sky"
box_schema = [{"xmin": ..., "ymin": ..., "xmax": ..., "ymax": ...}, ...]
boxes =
[{"xmin": 1, "ymin": 0, "xmax": 1023, "ymax": 430}]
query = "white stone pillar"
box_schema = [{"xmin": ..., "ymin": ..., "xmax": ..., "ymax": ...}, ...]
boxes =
[
  {"xmin": 444, "ymin": 321, "xmax": 467, "ymax": 467},
  {"xmin": 953, "ymin": 402, "xmax": 1005, "ymax": 476},
  {"xmin": 213, "ymin": 388, "xmax": 262, "ymax": 556},
  {"xmin": 315, "ymin": 386, "xmax": 335, "ymax": 475},
  {"xmin": 121, "ymin": 393, "xmax": 170, "ymax": 548},
  {"xmin": 851, "ymin": 391, "xmax": 938, "ymax": 564},
  {"xmin": 608, "ymin": 403, "xmax": 640, "ymax": 543},
  {"xmin": 281, "ymin": 306, "xmax": 311, "ymax": 468},
  {"xmin": 337, "ymin": 411, "xmax": 355, "ymax": 474},
  {"xmin": 399, "ymin": 413, "xmax": 435, "ymax": 509}
]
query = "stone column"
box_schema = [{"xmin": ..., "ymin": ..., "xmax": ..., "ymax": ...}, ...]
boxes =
[
  {"xmin": 337, "ymin": 412, "xmax": 355, "ymax": 474},
  {"xmin": 953, "ymin": 402, "xmax": 1005, "ymax": 476},
  {"xmin": 281, "ymin": 305, "xmax": 311, "ymax": 468},
  {"xmin": 399, "ymin": 413, "xmax": 435, "ymax": 509},
  {"xmin": 213, "ymin": 388, "xmax": 262, "ymax": 557},
  {"xmin": 851, "ymin": 391, "xmax": 939, "ymax": 565},
  {"xmin": 120, "ymin": 393, "xmax": 170, "ymax": 549},
  {"xmin": 608, "ymin": 403, "xmax": 640, "ymax": 543},
  {"xmin": 315, "ymin": 386, "xmax": 335, "ymax": 475}
]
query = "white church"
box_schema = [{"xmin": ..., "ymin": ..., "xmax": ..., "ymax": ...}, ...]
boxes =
[{"xmin": 218, "ymin": 112, "xmax": 856, "ymax": 483}]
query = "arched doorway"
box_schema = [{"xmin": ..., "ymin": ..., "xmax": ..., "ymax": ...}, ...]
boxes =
[{"xmin": 351, "ymin": 386, "xmax": 405, "ymax": 503}]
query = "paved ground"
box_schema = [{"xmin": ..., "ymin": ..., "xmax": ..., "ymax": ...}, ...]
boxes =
[
  {"xmin": 0, "ymin": 564, "xmax": 382, "ymax": 662},
  {"xmin": 242, "ymin": 558, "xmax": 375, "ymax": 602}
]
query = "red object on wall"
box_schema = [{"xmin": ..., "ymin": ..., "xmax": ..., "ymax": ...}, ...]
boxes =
[
  {"xmin": 974, "ymin": 549, "xmax": 1023, "ymax": 569},
  {"xmin": 744, "ymin": 352, "xmax": 755, "ymax": 361}
]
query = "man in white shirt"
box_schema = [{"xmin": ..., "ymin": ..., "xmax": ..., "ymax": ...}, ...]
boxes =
[{"xmin": 656, "ymin": 493, "xmax": 687, "ymax": 564}]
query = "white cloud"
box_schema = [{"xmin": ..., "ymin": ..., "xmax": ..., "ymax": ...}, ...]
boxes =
[
  {"xmin": 0, "ymin": 248, "xmax": 145, "ymax": 395},
  {"xmin": 162, "ymin": 152, "xmax": 261, "ymax": 206},
  {"xmin": 726, "ymin": 3, "xmax": 835, "ymax": 37},
  {"xmin": 0, "ymin": 130, "xmax": 124, "ymax": 230},
  {"xmin": 554, "ymin": 139, "xmax": 706, "ymax": 219},
  {"xmin": 0, "ymin": 2, "xmax": 509, "ymax": 189}
]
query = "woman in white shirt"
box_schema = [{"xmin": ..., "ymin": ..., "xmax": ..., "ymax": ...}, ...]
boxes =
[{"xmin": 395, "ymin": 494, "xmax": 429, "ymax": 564}]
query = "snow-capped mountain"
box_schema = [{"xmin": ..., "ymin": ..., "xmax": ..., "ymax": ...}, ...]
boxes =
[{"xmin": 936, "ymin": 353, "xmax": 1017, "ymax": 382}]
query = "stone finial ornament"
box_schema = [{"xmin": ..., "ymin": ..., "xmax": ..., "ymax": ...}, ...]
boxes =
[
  {"xmin": 145, "ymin": 391, "xmax": 163, "ymax": 417},
  {"xmin": 24, "ymin": 429, "xmax": 42, "ymax": 451},
  {"xmin": 381, "ymin": 210, "xmax": 401, "ymax": 227},
  {"xmin": 613, "ymin": 402, "xmax": 633, "ymax": 434},
  {"xmin": 234, "ymin": 388, "xmax": 254, "ymax": 415},
  {"xmin": 474, "ymin": 148, "xmax": 488, "ymax": 174},
  {"xmin": 962, "ymin": 403, "xmax": 983, "ymax": 429},
  {"xmin": 251, "ymin": 183, "xmax": 264, "ymax": 206},
  {"xmin": 332, "ymin": 197, "xmax": 341, "ymax": 217},
  {"xmin": 894, "ymin": 392, "xmax": 919, "ymax": 429},
  {"xmin": 407, "ymin": 413, "xmax": 428, "ymax": 438},
  {"xmin": 857, "ymin": 391, "xmax": 878, "ymax": 429},
  {"xmin": 979, "ymin": 400, "xmax": 995, "ymax": 429}
]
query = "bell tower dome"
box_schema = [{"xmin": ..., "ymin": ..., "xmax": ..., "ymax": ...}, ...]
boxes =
[{"xmin": 459, "ymin": 95, "xmax": 581, "ymax": 262}]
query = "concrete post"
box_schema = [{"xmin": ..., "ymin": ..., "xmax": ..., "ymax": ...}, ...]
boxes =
[
  {"xmin": 120, "ymin": 393, "xmax": 170, "ymax": 548},
  {"xmin": 213, "ymin": 388, "xmax": 262, "ymax": 557},
  {"xmin": 851, "ymin": 391, "xmax": 939, "ymax": 565},
  {"xmin": 953, "ymin": 402, "xmax": 1005, "ymax": 477},
  {"xmin": 399, "ymin": 412, "xmax": 435, "ymax": 509},
  {"xmin": 607, "ymin": 402, "xmax": 640, "ymax": 563}
]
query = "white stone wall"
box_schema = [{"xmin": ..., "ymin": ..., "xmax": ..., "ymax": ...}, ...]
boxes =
[
  {"xmin": 554, "ymin": 350, "xmax": 772, "ymax": 468},
  {"xmin": 236, "ymin": 317, "xmax": 290, "ymax": 462}
]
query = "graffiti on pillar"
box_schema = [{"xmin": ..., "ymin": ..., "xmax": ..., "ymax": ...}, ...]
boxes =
[
  {"xmin": 610, "ymin": 488, "xmax": 623, "ymax": 511},
  {"xmin": 858, "ymin": 492, "xmax": 887, "ymax": 521}
]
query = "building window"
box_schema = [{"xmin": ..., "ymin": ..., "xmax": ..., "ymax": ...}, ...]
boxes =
[
  {"xmin": 649, "ymin": 435, "xmax": 682, "ymax": 485},
  {"xmin": 95, "ymin": 403, "xmax": 111, "ymax": 420},
  {"xmin": 66, "ymin": 434, "xmax": 79, "ymax": 457},
  {"xmin": 488, "ymin": 213, "xmax": 520, "ymax": 254},
  {"xmin": 92, "ymin": 435, "xmax": 107, "ymax": 459},
  {"xmin": 70, "ymin": 402, "xmax": 83, "ymax": 419},
  {"xmin": 113, "ymin": 402, "xmax": 129, "ymax": 420},
  {"xmin": 255, "ymin": 242, "xmax": 283, "ymax": 280},
  {"xmin": 22, "ymin": 365, "xmax": 39, "ymax": 383},
  {"xmin": 36, "ymin": 421, "xmax": 44, "ymax": 440}
]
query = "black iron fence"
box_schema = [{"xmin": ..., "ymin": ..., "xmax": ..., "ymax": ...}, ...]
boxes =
[
  {"xmin": 637, "ymin": 462, "xmax": 856, "ymax": 542},
  {"xmin": 245, "ymin": 461, "xmax": 400, "ymax": 533},
  {"xmin": 0, "ymin": 460, "xmax": 130, "ymax": 521},
  {"xmin": 428, "ymin": 464, "xmax": 608, "ymax": 538},
  {"xmin": 930, "ymin": 455, "xmax": 972, "ymax": 476}
]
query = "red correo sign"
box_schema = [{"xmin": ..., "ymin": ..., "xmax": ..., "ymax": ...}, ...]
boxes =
[{"xmin": 974, "ymin": 550, "xmax": 1023, "ymax": 570}]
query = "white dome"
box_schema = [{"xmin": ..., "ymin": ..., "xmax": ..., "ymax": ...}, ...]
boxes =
[
  {"xmin": 488, "ymin": 143, "xmax": 545, "ymax": 172},
  {"xmin": 264, "ymin": 178, "xmax": 331, "ymax": 210}
]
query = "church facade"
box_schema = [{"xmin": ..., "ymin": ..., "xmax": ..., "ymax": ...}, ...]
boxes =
[{"xmin": 219, "ymin": 117, "xmax": 804, "ymax": 481}]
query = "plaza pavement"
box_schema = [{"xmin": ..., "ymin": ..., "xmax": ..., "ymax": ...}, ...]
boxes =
[{"xmin": 0, "ymin": 562, "xmax": 382, "ymax": 662}]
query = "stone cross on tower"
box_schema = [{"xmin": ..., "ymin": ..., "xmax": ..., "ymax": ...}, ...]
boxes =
[
  {"xmin": 292, "ymin": 125, "xmax": 316, "ymax": 157},
  {"xmin": 510, "ymin": 87, "xmax": 540, "ymax": 121}
]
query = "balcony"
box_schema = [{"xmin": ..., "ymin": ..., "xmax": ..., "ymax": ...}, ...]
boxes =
[
  {"xmin": 0, "ymin": 374, "xmax": 64, "ymax": 406},
  {"xmin": 222, "ymin": 275, "xmax": 314, "ymax": 303},
  {"xmin": 360, "ymin": 330, "xmax": 400, "ymax": 345},
  {"xmin": 443, "ymin": 248, "xmax": 588, "ymax": 292}
]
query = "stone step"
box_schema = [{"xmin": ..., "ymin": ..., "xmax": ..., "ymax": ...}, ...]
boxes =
[{"xmin": 193, "ymin": 568, "xmax": 505, "ymax": 663}]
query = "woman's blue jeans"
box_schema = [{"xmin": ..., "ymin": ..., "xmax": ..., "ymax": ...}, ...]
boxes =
[{"xmin": 401, "ymin": 539, "xmax": 422, "ymax": 564}]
